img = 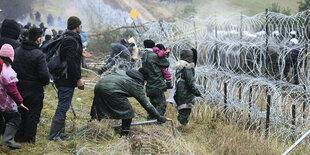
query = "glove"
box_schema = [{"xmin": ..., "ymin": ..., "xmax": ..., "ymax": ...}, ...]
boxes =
[
  {"xmin": 166, "ymin": 80, "xmax": 173, "ymax": 89},
  {"xmin": 157, "ymin": 116, "xmax": 167, "ymax": 124},
  {"xmin": 98, "ymin": 69, "xmax": 104, "ymax": 75}
]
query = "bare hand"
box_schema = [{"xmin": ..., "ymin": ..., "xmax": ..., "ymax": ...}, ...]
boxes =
[
  {"xmin": 200, "ymin": 94, "xmax": 205, "ymax": 100},
  {"xmin": 77, "ymin": 79, "xmax": 85, "ymax": 90},
  {"xmin": 166, "ymin": 48, "xmax": 171, "ymax": 53},
  {"xmin": 19, "ymin": 104, "xmax": 29, "ymax": 111}
]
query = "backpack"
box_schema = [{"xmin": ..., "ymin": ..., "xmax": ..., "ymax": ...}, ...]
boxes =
[{"xmin": 42, "ymin": 35, "xmax": 78, "ymax": 80}]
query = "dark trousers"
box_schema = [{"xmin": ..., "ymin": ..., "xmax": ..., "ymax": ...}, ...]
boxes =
[
  {"xmin": 0, "ymin": 113, "xmax": 5, "ymax": 134},
  {"xmin": 0, "ymin": 110, "xmax": 21, "ymax": 128},
  {"xmin": 15, "ymin": 88, "xmax": 44, "ymax": 143},
  {"xmin": 147, "ymin": 91, "xmax": 166, "ymax": 120}
]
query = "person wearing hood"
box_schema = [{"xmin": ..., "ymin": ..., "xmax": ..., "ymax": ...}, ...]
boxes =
[
  {"xmin": 0, "ymin": 44, "xmax": 29, "ymax": 149},
  {"xmin": 90, "ymin": 68, "xmax": 167, "ymax": 136},
  {"xmin": 13, "ymin": 27, "xmax": 50, "ymax": 143},
  {"xmin": 48, "ymin": 16, "xmax": 85, "ymax": 142},
  {"xmin": 141, "ymin": 39, "xmax": 170, "ymax": 120},
  {"xmin": 170, "ymin": 49, "xmax": 204, "ymax": 126},
  {"xmin": 0, "ymin": 19, "xmax": 21, "ymax": 49},
  {"xmin": 40, "ymin": 29, "xmax": 53, "ymax": 50}
]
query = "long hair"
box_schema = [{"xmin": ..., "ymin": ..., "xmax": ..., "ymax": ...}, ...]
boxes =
[{"xmin": 0, "ymin": 56, "xmax": 12, "ymax": 66}]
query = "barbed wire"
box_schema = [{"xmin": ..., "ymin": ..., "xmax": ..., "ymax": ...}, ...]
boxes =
[{"xmin": 118, "ymin": 9, "xmax": 310, "ymax": 152}]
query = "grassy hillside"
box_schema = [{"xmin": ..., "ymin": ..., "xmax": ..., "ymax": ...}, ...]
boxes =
[{"xmin": 137, "ymin": 0, "xmax": 300, "ymax": 20}]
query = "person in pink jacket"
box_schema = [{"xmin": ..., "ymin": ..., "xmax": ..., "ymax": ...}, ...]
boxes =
[
  {"xmin": 0, "ymin": 44, "xmax": 28, "ymax": 149},
  {"xmin": 0, "ymin": 58, "xmax": 3, "ymax": 73}
]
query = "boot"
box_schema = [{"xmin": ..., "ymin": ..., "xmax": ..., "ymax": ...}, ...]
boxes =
[
  {"xmin": 121, "ymin": 119, "xmax": 132, "ymax": 136},
  {"xmin": 48, "ymin": 117, "xmax": 65, "ymax": 142},
  {"xmin": 1, "ymin": 123, "xmax": 21, "ymax": 149}
]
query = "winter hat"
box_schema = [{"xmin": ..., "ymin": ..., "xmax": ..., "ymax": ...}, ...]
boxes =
[
  {"xmin": 1, "ymin": 19, "xmax": 21, "ymax": 40},
  {"xmin": 155, "ymin": 44, "xmax": 166, "ymax": 51},
  {"xmin": 29, "ymin": 27, "xmax": 43, "ymax": 42},
  {"xmin": 0, "ymin": 44, "xmax": 15, "ymax": 62},
  {"xmin": 180, "ymin": 49, "xmax": 194, "ymax": 63},
  {"xmin": 143, "ymin": 40, "xmax": 155, "ymax": 48},
  {"xmin": 67, "ymin": 16, "xmax": 81, "ymax": 30}
]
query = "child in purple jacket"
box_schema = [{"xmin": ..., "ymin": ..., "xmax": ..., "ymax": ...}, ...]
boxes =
[{"xmin": 0, "ymin": 44, "xmax": 28, "ymax": 149}]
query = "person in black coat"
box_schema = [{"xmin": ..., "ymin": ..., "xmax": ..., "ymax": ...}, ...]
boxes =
[
  {"xmin": 13, "ymin": 27, "xmax": 49, "ymax": 143},
  {"xmin": 48, "ymin": 16, "xmax": 85, "ymax": 142},
  {"xmin": 0, "ymin": 19, "xmax": 21, "ymax": 49}
]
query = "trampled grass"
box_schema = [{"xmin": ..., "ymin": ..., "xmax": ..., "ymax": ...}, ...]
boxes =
[{"xmin": 0, "ymin": 70, "xmax": 301, "ymax": 154}]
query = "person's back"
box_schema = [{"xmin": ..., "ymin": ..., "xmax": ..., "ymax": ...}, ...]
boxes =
[
  {"xmin": 48, "ymin": 16, "xmax": 85, "ymax": 142},
  {"xmin": 142, "ymin": 48, "xmax": 169, "ymax": 92},
  {"xmin": 0, "ymin": 44, "xmax": 28, "ymax": 149},
  {"xmin": 0, "ymin": 19, "xmax": 21, "ymax": 49},
  {"xmin": 13, "ymin": 35, "xmax": 49, "ymax": 89},
  {"xmin": 54, "ymin": 29, "xmax": 82, "ymax": 87},
  {"xmin": 97, "ymin": 70, "xmax": 141, "ymax": 96},
  {"xmin": 141, "ymin": 39, "xmax": 169, "ymax": 120},
  {"xmin": 173, "ymin": 49, "xmax": 202, "ymax": 125},
  {"xmin": 91, "ymin": 68, "xmax": 166, "ymax": 136},
  {"xmin": 13, "ymin": 27, "xmax": 49, "ymax": 143}
]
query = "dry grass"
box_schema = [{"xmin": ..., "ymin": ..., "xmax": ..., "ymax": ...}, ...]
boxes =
[{"xmin": 0, "ymin": 70, "xmax": 301, "ymax": 155}]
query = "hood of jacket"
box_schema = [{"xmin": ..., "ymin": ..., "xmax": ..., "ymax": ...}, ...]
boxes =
[
  {"xmin": 21, "ymin": 40, "xmax": 39, "ymax": 50},
  {"xmin": 173, "ymin": 60, "xmax": 195, "ymax": 70},
  {"xmin": 63, "ymin": 30, "xmax": 82, "ymax": 44},
  {"xmin": 180, "ymin": 49, "xmax": 194, "ymax": 63},
  {"xmin": 126, "ymin": 69, "xmax": 144, "ymax": 83}
]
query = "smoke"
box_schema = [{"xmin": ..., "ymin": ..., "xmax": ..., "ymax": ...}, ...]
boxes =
[{"xmin": 0, "ymin": 0, "xmax": 35, "ymax": 19}]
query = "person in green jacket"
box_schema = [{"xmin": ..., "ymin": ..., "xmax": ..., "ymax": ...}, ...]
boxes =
[
  {"xmin": 141, "ymin": 40, "xmax": 170, "ymax": 120},
  {"xmin": 173, "ymin": 49, "xmax": 204, "ymax": 125},
  {"xmin": 90, "ymin": 68, "xmax": 167, "ymax": 136}
]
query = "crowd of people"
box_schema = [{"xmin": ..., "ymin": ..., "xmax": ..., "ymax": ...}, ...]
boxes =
[{"xmin": 0, "ymin": 15, "xmax": 204, "ymax": 150}]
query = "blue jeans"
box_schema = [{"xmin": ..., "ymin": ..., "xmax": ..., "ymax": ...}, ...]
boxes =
[{"xmin": 54, "ymin": 87, "xmax": 75, "ymax": 119}]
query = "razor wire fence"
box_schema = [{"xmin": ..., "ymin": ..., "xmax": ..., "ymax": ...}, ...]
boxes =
[
  {"xmin": 57, "ymin": 8, "xmax": 310, "ymax": 153},
  {"xmin": 119, "ymin": 9, "xmax": 310, "ymax": 153}
]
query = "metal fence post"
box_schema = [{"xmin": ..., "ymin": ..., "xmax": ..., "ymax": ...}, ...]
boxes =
[{"xmin": 266, "ymin": 88, "xmax": 271, "ymax": 138}]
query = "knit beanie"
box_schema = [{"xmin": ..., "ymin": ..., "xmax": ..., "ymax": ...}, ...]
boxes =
[
  {"xmin": 143, "ymin": 40, "xmax": 155, "ymax": 48},
  {"xmin": 29, "ymin": 28, "xmax": 43, "ymax": 42},
  {"xmin": 1, "ymin": 19, "xmax": 21, "ymax": 40},
  {"xmin": 0, "ymin": 44, "xmax": 15, "ymax": 62},
  {"xmin": 67, "ymin": 16, "xmax": 81, "ymax": 30}
]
